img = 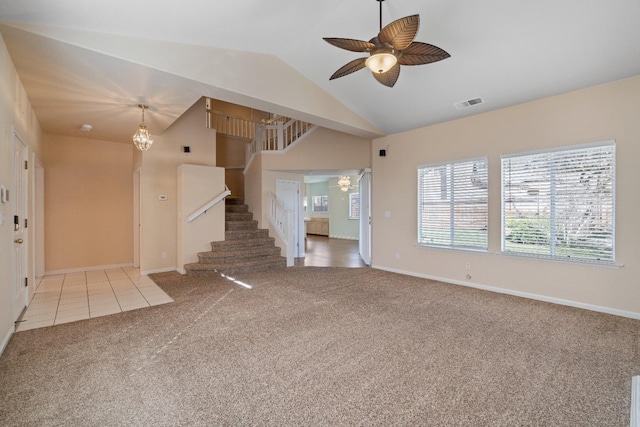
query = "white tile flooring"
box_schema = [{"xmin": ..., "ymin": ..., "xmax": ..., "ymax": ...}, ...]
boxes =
[{"xmin": 16, "ymin": 267, "xmax": 173, "ymax": 332}]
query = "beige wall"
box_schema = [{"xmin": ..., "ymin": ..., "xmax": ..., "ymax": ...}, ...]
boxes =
[
  {"xmin": 0, "ymin": 34, "xmax": 43, "ymax": 352},
  {"xmin": 245, "ymin": 127, "xmax": 371, "ymax": 230},
  {"xmin": 177, "ymin": 165, "xmax": 226, "ymax": 273},
  {"xmin": 141, "ymin": 97, "xmax": 217, "ymax": 274},
  {"xmin": 372, "ymin": 76, "xmax": 640, "ymax": 317},
  {"xmin": 260, "ymin": 127, "xmax": 371, "ymax": 172},
  {"xmin": 42, "ymin": 134, "xmax": 134, "ymax": 272}
]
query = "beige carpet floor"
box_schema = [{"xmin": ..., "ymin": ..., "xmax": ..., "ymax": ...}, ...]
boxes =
[{"xmin": 1, "ymin": 267, "xmax": 638, "ymax": 426}]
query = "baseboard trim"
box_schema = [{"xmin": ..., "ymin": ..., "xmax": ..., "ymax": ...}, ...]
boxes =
[
  {"xmin": 141, "ymin": 267, "xmax": 177, "ymax": 276},
  {"xmin": 45, "ymin": 263, "xmax": 133, "ymax": 276},
  {"xmin": 632, "ymin": 376, "xmax": 640, "ymax": 427},
  {"xmin": 328, "ymin": 235, "xmax": 358, "ymax": 241},
  {"xmin": 1, "ymin": 325, "xmax": 13, "ymax": 357},
  {"xmin": 372, "ymin": 265, "xmax": 640, "ymax": 320}
]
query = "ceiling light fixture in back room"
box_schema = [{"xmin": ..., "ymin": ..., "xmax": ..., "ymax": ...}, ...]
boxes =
[
  {"xmin": 133, "ymin": 104, "xmax": 153, "ymax": 151},
  {"xmin": 323, "ymin": 0, "xmax": 450, "ymax": 87}
]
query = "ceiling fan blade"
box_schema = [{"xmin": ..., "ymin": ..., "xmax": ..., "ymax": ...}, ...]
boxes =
[
  {"xmin": 378, "ymin": 15, "xmax": 419, "ymax": 50},
  {"xmin": 323, "ymin": 38, "xmax": 375, "ymax": 52},
  {"xmin": 398, "ymin": 42, "xmax": 450, "ymax": 65},
  {"xmin": 372, "ymin": 63, "xmax": 400, "ymax": 87},
  {"xmin": 329, "ymin": 58, "xmax": 367, "ymax": 80}
]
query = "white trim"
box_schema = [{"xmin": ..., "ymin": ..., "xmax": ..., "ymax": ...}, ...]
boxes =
[
  {"xmin": 141, "ymin": 267, "xmax": 177, "ymax": 276},
  {"xmin": 371, "ymin": 265, "xmax": 640, "ymax": 320},
  {"xmin": 500, "ymin": 139, "xmax": 615, "ymax": 159},
  {"xmin": 632, "ymin": 376, "xmax": 640, "ymax": 427},
  {"xmin": 1, "ymin": 326, "xmax": 12, "ymax": 357},
  {"xmin": 329, "ymin": 235, "xmax": 358, "ymax": 241},
  {"xmin": 45, "ymin": 263, "xmax": 133, "ymax": 276}
]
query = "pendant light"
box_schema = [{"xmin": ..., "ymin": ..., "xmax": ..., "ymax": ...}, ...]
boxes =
[{"xmin": 133, "ymin": 104, "xmax": 153, "ymax": 151}]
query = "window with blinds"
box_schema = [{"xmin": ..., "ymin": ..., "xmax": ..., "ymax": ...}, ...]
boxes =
[
  {"xmin": 501, "ymin": 141, "xmax": 615, "ymax": 263},
  {"xmin": 418, "ymin": 158, "xmax": 488, "ymax": 250}
]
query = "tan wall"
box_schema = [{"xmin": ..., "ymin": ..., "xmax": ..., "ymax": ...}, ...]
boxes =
[
  {"xmin": 177, "ymin": 165, "xmax": 226, "ymax": 273},
  {"xmin": 141, "ymin": 97, "xmax": 217, "ymax": 273},
  {"xmin": 260, "ymin": 127, "xmax": 371, "ymax": 172},
  {"xmin": 216, "ymin": 134, "xmax": 247, "ymax": 198},
  {"xmin": 0, "ymin": 34, "xmax": 43, "ymax": 351},
  {"xmin": 245, "ymin": 127, "xmax": 371, "ymax": 230},
  {"xmin": 42, "ymin": 134, "xmax": 133, "ymax": 272},
  {"xmin": 372, "ymin": 76, "xmax": 640, "ymax": 317}
]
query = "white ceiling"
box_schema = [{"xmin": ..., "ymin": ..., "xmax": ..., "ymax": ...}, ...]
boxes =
[{"xmin": 1, "ymin": 0, "xmax": 640, "ymax": 143}]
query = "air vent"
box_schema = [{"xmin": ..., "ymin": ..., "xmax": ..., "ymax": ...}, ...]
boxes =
[{"xmin": 454, "ymin": 97, "xmax": 485, "ymax": 110}]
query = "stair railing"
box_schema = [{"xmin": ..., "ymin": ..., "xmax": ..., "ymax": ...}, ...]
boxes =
[
  {"xmin": 207, "ymin": 109, "xmax": 257, "ymax": 140},
  {"xmin": 268, "ymin": 191, "xmax": 294, "ymax": 266},
  {"xmin": 186, "ymin": 185, "xmax": 231, "ymax": 223},
  {"xmin": 245, "ymin": 118, "xmax": 317, "ymax": 170}
]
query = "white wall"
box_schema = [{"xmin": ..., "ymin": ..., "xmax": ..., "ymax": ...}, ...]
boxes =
[
  {"xmin": 372, "ymin": 76, "xmax": 640, "ymax": 318},
  {"xmin": 0, "ymin": 34, "xmax": 43, "ymax": 354}
]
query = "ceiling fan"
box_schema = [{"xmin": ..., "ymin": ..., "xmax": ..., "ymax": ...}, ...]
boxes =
[{"xmin": 323, "ymin": 0, "xmax": 450, "ymax": 87}]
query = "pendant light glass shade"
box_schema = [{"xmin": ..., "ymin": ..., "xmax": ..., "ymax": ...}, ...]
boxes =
[
  {"xmin": 133, "ymin": 104, "xmax": 153, "ymax": 151},
  {"xmin": 365, "ymin": 52, "xmax": 397, "ymax": 74},
  {"xmin": 338, "ymin": 175, "xmax": 351, "ymax": 192}
]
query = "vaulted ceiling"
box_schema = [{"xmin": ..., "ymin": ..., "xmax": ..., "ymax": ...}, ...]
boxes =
[{"xmin": 1, "ymin": 0, "xmax": 640, "ymax": 143}]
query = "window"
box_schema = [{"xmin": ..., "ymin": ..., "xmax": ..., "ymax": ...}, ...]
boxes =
[
  {"xmin": 418, "ymin": 157, "xmax": 488, "ymax": 250},
  {"xmin": 501, "ymin": 141, "xmax": 615, "ymax": 263},
  {"xmin": 349, "ymin": 193, "xmax": 360, "ymax": 220},
  {"xmin": 312, "ymin": 195, "xmax": 328, "ymax": 212}
]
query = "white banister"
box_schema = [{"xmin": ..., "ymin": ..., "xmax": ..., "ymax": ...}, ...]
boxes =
[
  {"xmin": 268, "ymin": 191, "xmax": 294, "ymax": 266},
  {"xmin": 186, "ymin": 185, "xmax": 231, "ymax": 223},
  {"xmin": 245, "ymin": 118, "xmax": 317, "ymax": 168}
]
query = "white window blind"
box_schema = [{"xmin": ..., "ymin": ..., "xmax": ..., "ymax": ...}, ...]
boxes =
[
  {"xmin": 418, "ymin": 158, "xmax": 488, "ymax": 250},
  {"xmin": 501, "ymin": 141, "xmax": 615, "ymax": 263}
]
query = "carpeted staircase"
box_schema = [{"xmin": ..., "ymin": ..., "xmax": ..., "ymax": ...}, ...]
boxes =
[{"xmin": 184, "ymin": 198, "xmax": 286, "ymax": 275}]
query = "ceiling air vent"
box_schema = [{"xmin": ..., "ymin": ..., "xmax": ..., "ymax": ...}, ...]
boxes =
[{"xmin": 454, "ymin": 97, "xmax": 485, "ymax": 110}]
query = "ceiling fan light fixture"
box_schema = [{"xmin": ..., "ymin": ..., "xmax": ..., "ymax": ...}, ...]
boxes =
[
  {"xmin": 133, "ymin": 104, "xmax": 153, "ymax": 151},
  {"xmin": 365, "ymin": 51, "xmax": 397, "ymax": 74}
]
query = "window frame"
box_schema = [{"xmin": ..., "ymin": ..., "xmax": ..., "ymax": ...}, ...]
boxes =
[
  {"xmin": 500, "ymin": 140, "xmax": 615, "ymax": 264},
  {"xmin": 417, "ymin": 156, "xmax": 489, "ymax": 252},
  {"xmin": 349, "ymin": 192, "xmax": 360, "ymax": 220}
]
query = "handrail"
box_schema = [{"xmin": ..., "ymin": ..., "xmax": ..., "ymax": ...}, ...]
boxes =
[{"xmin": 186, "ymin": 185, "xmax": 231, "ymax": 223}]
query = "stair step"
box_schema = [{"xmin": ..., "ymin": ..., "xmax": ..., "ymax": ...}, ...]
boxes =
[
  {"xmin": 198, "ymin": 246, "xmax": 282, "ymax": 263},
  {"xmin": 225, "ymin": 212, "xmax": 253, "ymax": 221},
  {"xmin": 184, "ymin": 256, "xmax": 286, "ymax": 275},
  {"xmin": 211, "ymin": 237, "xmax": 275, "ymax": 251},
  {"xmin": 225, "ymin": 197, "xmax": 245, "ymax": 206},
  {"xmin": 226, "ymin": 220, "xmax": 258, "ymax": 231},
  {"xmin": 225, "ymin": 204, "xmax": 249, "ymax": 213},
  {"xmin": 225, "ymin": 229, "xmax": 269, "ymax": 240}
]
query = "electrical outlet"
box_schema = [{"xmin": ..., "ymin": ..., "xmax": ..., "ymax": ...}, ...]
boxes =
[
  {"xmin": 395, "ymin": 252, "xmax": 400, "ymax": 260},
  {"xmin": 465, "ymin": 262, "xmax": 471, "ymax": 270},
  {"xmin": 162, "ymin": 252, "xmax": 167, "ymax": 259}
]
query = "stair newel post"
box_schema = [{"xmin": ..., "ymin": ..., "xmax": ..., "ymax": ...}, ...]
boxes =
[{"xmin": 277, "ymin": 121, "xmax": 284, "ymax": 151}]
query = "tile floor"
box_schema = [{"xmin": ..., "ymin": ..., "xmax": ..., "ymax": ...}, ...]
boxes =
[{"xmin": 16, "ymin": 267, "xmax": 173, "ymax": 332}]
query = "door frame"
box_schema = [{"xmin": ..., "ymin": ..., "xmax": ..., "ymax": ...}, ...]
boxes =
[
  {"xmin": 133, "ymin": 168, "xmax": 141, "ymax": 268},
  {"xmin": 276, "ymin": 179, "xmax": 304, "ymax": 258},
  {"xmin": 358, "ymin": 169, "xmax": 372, "ymax": 266},
  {"xmin": 11, "ymin": 127, "xmax": 29, "ymax": 322}
]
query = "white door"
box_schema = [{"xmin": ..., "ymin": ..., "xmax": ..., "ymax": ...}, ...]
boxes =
[
  {"xmin": 12, "ymin": 130, "xmax": 29, "ymax": 320},
  {"xmin": 276, "ymin": 179, "xmax": 303, "ymax": 257},
  {"xmin": 359, "ymin": 169, "xmax": 371, "ymax": 266}
]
